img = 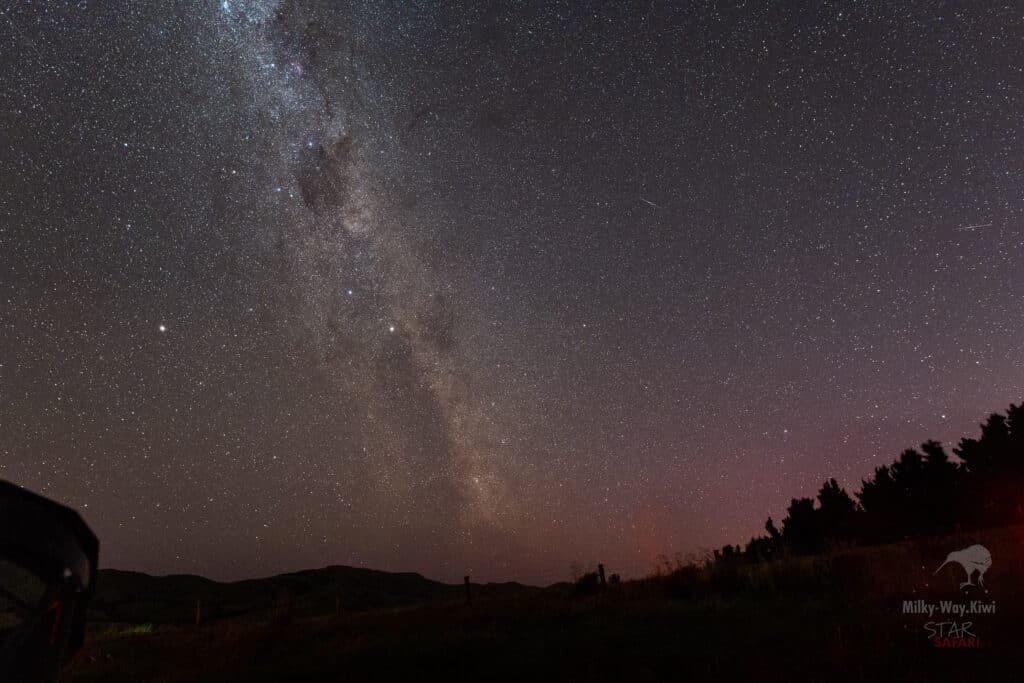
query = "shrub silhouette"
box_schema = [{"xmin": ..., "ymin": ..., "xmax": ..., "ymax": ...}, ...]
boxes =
[{"xmin": 571, "ymin": 571, "xmax": 602, "ymax": 597}]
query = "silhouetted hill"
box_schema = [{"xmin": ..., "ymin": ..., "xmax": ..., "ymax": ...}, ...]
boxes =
[
  {"xmin": 71, "ymin": 527, "xmax": 1024, "ymax": 682},
  {"xmin": 91, "ymin": 566, "xmax": 539, "ymax": 624}
]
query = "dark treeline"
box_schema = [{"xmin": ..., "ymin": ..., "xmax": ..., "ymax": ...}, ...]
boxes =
[{"xmin": 718, "ymin": 403, "xmax": 1024, "ymax": 563}]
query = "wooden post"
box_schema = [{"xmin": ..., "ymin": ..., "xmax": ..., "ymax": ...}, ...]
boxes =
[
  {"xmin": 598, "ymin": 564, "xmax": 606, "ymax": 587},
  {"xmin": 195, "ymin": 597, "xmax": 202, "ymax": 625},
  {"xmin": 464, "ymin": 576, "xmax": 472, "ymax": 605}
]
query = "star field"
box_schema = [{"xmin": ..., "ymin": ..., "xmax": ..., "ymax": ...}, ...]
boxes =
[{"xmin": 1, "ymin": 1, "xmax": 1023, "ymax": 583}]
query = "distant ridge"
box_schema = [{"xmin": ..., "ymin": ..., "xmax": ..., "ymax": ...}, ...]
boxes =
[{"xmin": 91, "ymin": 566, "xmax": 539, "ymax": 624}]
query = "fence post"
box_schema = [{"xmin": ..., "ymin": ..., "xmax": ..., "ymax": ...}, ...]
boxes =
[
  {"xmin": 464, "ymin": 576, "xmax": 472, "ymax": 605},
  {"xmin": 195, "ymin": 597, "xmax": 202, "ymax": 625}
]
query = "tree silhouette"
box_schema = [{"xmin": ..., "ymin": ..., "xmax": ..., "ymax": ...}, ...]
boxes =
[
  {"xmin": 730, "ymin": 403, "xmax": 1024, "ymax": 564},
  {"xmin": 782, "ymin": 497, "xmax": 821, "ymax": 555},
  {"xmin": 954, "ymin": 407, "xmax": 1024, "ymax": 527},
  {"xmin": 857, "ymin": 462, "xmax": 900, "ymax": 543},
  {"xmin": 817, "ymin": 478, "xmax": 857, "ymax": 543},
  {"xmin": 919, "ymin": 439, "xmax": 959, "ymax": 533}
]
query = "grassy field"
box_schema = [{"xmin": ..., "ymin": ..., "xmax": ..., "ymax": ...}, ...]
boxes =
[{"xmin": 63, "ymin": 527, "xmax": 1024, "ymax": 682}]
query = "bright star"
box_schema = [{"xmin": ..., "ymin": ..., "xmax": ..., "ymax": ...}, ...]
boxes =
[{"xmin": 158, "ymin": 324, "xmax": 167, "ymax": 333}]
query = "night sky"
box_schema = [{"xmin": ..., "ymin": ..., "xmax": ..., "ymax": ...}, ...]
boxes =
[{"xmin": 2, "ymin": 1, "xmax": 1023, "ymax": 584}]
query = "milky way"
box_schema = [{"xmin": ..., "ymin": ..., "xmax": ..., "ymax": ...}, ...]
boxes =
[
  {"xmin": 1, "ymin": 1, "xmax": 1023, "ymax": 583},
  {"xmin": 215, "ymin": 0, "xmax": 526, "ymax": 536}
]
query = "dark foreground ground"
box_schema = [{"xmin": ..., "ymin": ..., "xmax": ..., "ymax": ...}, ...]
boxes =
[{"xmin": 64, "ymin": 528, "xmax": 1024, "ymax": 682}]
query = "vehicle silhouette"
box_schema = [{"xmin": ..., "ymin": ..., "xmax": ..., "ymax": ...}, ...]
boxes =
[{"xmin": 0, "ymin": 481, "xmax": 98, "ymax": 682}]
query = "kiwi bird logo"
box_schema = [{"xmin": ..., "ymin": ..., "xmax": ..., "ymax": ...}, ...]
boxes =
[{"xmin": 934, "ymin": 544, "xmax": 992, "ymax": 590}]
